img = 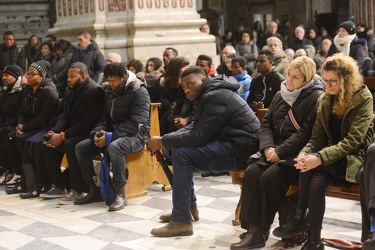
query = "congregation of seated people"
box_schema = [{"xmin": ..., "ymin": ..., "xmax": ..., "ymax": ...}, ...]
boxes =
[{"xmin": 1, "ymin": 18, "xmax": 375, "ymax": 249}]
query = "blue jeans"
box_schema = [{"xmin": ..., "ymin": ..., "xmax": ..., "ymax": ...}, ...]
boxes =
[
  {"xmin": 171, "ymin": 139, "xmax": 247, "ymax": 223},
  {"xmin": 75, "ymin": 136, "xmax": 144, "ymax": 189}
]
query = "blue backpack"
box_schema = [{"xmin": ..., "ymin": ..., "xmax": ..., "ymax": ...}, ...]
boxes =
[{"xmin": 99, "ymin": 132, "xmax": 115, "ymax": 206}]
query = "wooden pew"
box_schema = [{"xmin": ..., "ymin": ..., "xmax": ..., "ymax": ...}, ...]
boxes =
[{"xmin": 228, "ymin": 108, "xmax": 360, "ymax": 226}]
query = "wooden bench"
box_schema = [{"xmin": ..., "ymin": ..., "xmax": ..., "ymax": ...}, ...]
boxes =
[
  {"xmin": 228, "ymin": 108, "xmax": 360, "ymax": 226},
  {"xmin": 364, "ymin": 77, "xmax": 375, "ymax": 89},
  {"xmin": 66, "ymin": 103, "xmax": 171, "ymax": 199}
]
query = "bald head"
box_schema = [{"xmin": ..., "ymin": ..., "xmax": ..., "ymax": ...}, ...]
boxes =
[
  {"xmin": 221, "ymin": 45, "xmax": 236, "ymax": 61},
  {"xmin": 295, "ymin": 26, "xmax": 305, "ymax": 40}
]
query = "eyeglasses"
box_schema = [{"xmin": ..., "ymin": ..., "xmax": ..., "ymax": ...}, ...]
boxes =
[
  {"xmin": 323, "ymin": 79, "xmax": 339, "ymax": 87},
  {"xmin": 24, "ymin": 72, "xmax": 40, "ymax": 77}
]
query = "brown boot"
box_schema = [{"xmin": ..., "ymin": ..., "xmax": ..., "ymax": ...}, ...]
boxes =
[
  {"xmin": 159, "ymin": 207, "xmax": 200, "ymax": 222},
  {"xmin": 150, "ymin": 221, "xmax": 193, "ymax": 237}
]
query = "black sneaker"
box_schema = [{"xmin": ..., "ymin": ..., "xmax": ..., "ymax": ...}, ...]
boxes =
[
  {"xmin": 6, "ymin": 182, "xmax": 26, "ymax": 194},
  {"xmin": 20, "ymin": 185, "xmax": 42, "ymax": 199}
]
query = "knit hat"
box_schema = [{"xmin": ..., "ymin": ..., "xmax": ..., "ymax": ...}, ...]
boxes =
[
  {"xmin": 29, "ymin": 60, "xmax": 51, "ymax": 77},
  {"xmin": 2, "ymin": 65, "xmax": 23, "ymax": 79},
  {"xmin": 338, "ymin": 21, "xmax": 356, "ymax": 35}
]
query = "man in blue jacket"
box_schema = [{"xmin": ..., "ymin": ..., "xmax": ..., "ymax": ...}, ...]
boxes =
[{"xmin": 146, "ymin": 66, "xmax": 260, "ymax": 237}]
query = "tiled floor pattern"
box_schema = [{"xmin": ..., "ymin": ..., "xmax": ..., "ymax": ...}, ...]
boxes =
[{"xmin": 0, "ymin": 172, "xmax": 362, "ymax": 249}]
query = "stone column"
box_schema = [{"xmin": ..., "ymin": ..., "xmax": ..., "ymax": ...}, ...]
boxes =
[{"xmin": 49, "ymin": 0, "xmax": 216, "ymax": 64}]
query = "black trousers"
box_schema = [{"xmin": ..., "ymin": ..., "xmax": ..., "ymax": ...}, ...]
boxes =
[
  {"xmin": 358, "ymin": 143, "xmax": 375, "ymax": 242},
  {"xmin": 239, "ymin": 160, "xmax": 299, "ymax": 230},
  {"xmin": 0, "ymin": 126, "xmax": 15, "ymax": 172},
  {"xmin": 42, "ymin": 134, "xmax": 88, "ymax": 193}
]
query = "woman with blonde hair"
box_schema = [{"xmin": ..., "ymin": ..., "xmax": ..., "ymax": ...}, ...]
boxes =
[
  {"xmin": 231, "ymin": 56, "xmax": 324, "ymax": 250},
  {"xmin": 273, "ymin": 53, "xmax": 374, "ymax": 250}
]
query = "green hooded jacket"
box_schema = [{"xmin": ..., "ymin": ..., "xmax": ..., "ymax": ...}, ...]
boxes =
[{"xmin": 301, "ymin": 85, "xmax": 374, "ymax": 183}]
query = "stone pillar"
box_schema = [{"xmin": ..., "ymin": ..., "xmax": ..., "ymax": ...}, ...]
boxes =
[
  {"xmin": 49, "ymin": 0, "xmax": 216, "ymax": 64},
  {"xmin": 0, "ymin": 0, "xmax": 50, "ymax": 45}
]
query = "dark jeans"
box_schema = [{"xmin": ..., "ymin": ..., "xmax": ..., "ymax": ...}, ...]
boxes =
[
  {"xmin": 239, "ymin": 161, "xmax": 299, "ymax": 230},
  {"xmin": 358, "ymin": 143, "xmax": 375, "ymax": 242},
  {"xmin": 42, "ymin": 134, "xmax": 89, "ymax": 193},
  {"xmin": 75, "ymin": 136, "xmax": 144, "ymax": 189},
  {"xmin": 0, "ymin": 126, "xmax": 15, "ymax": 172},
  {"xmin": 171, "ymin": 139, "xmax": 247, "ymax": 223}
]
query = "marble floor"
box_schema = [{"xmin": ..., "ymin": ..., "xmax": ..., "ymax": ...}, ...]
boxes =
[{"xmin": 0, "ymin": 171, "xmax": 362, "ymax": 250}]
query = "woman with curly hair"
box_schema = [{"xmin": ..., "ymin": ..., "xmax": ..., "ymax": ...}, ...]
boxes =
[
  {"xmin": 273, "ymin": 53, "xmax": 374, "ymax": 250},
  {"xmin": 145, "ymin": 57, "xmax": 163, "ymax": 102}
]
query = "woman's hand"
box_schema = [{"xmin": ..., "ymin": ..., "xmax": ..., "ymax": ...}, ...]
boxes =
[
  {"xmin": 294, "ymin": 153, "xmax": 322, "ymax": 172},
  {"xmin": 267, "ymin": 150, "xmax": 280, "ymax": 163},
  {"xmin": 16, "ymin": 124, "xmax": 23, "ymax": 135}
]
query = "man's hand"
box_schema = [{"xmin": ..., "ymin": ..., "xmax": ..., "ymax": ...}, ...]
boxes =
[
  {"xmin": 264, "ymin": 147, "xmax": 274, "ymax": 160},
  {"xmin": 146, "ymin": 136, "xmax": 163, "ymax": 155},
  {"xmin": 174, "ymin": 117, "xmax": 190, "ymax": 129},
  {"xmin": 252, "ymin": 101, "xmax": 264, "ymax": 112},
  {"xmin": 94, "ymin": 130, "xmax": 106, "ymax": 148},
  {"xmin": 16, "ymin": 124, "xmax": 23, "ymax": 135},
  {"xmin": 45, "ymin": 132, "xmax": 64, "ymax": 148}
]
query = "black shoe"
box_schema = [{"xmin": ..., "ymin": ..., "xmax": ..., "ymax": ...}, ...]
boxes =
[
  {"xmin": 20, "ymin": 185, "xmax": 43, "ymax": 199},
  {"xmin": 6, "ymin": 182, "xmax": 26, "ymax": 194},
  {"xmin": 230, "ymin": 225, "xmax": 265, "ymax": 250},
  {"xmin": 74, "ymin": 185, "xmax": 103, "ymax": 205},
  {"xmin": 108, "ymin": 187, "xmax": 127, "ymax": 211},
  {"xmin": 201, "ymin": 171, "xmax": 229, "ymax": 177},
  {"xmin": 273, "ymin": 208, "xmax": 308, "ymax": 238},
  {"xmin": 363, "ymin": 232, "xmax": 375, "ymax": 250},
  {"xmin": 301, "ymin": 239, "xmax": 324, "ymax": 250}
]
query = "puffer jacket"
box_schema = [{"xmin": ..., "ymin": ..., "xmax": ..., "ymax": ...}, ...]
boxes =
[
  {"xmin": 69, "ymin": 41, "xmax": 105, "ymax": 82},
  {"xmin": 301, "ymin": 84, "xmax": 374, "ymax": 183},
  {"xmin": 260, "ymin": 74, "xmax": 324, "ymax": 160},
  {"xmin": 0, "ymin": 76, "xmax": 24, "ymax": 127},
  {"xmin": 93, "ymin": 71, "xmax": 150, "ymax": 141},
  {"xmin": 18, "ymin": 78, "xmax": 59, "ymax": 132},
  {"xmin": 162, "ymin": 75, "xmax": 260, "ymax": 163}
]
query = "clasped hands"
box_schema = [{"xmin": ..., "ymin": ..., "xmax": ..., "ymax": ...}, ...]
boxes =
[
  {"xmin": 94, "ymin": 130, "xmax": 106, "ymax": 148},
  {"xmin": 264, "ymin": 147, "xmax": 280, "ymax": 163},
  {"xmin": 43, "ymin": 131, "xmax": 63, "ymax": 148},
  {"xmin": 294, "ymin": 153, "xmax": 321, "ymax": 172},
  {"xmin": 145, "ymin": 136, "xmax": 163, "ymax": 156}
]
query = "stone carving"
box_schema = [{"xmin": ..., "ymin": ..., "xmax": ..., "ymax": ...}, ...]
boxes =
[
  {"xmin": 180, "ymin": 0, "xmax": 184, "ymax": 8},
  {"xmin": 98, "ymin": 0, "xmax": 104, "ymax": 11},
  {"xmin": 79, "ymin": 0, "xmax": 83, "ymax": 14},
  {"xmin": 155, "ymin": 0, "xmax": 160, "ymax": 8},
  {"xmin": 129, "ymin": 0, "xmax": 133, "ymax": 9},
  {"xmin": 68, "ymin": 0, "xmax": 72, "ymax": 16},
  {"xmin": 147, "ymin": 0, "xmax": 152, "ymax": 8},
  {"xmin": 138, "ymin": 0, "xmax": 143, "ymax": 9},
  {"xmin": 90, "ymin": 0, "xmax": 94, "ymax": 12},
  {"xmin": 108, "ymin": 0, "xmax": 125, "ymax": 11},
  {"xmin": 172, "ymin": 0, "xmax": 176, "ymax": 8},
  {"xmin": 58, "ymin": 0, "xmax": 62, "ymax": 16},
  {"xmin": 74, "ymin": 0, "xmax": 78, "ymax": 15},
  {"xmin": 85, "ymin": 0, "xmax": 89, "ymax": 13},
  {"xmin": 187, "ymin": 0, "xmax": 192, "ymax": 8},
  {"xmin": 163, "ymin": 0, "xmax": 168, "ymax": 8},
  {"xmin": 63, "ymin": 0, "xmax": 67, "ymax": 16}
]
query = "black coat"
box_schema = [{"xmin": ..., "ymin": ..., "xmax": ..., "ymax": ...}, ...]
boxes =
[
  {"xmin": 0, "ymin": 77, "xmax": 24, "ymax": 127},
  {"xmin": 93, "ymin": 73, "xmax": 150, "ymax": 141},
  {"xmin": 51, "ymin": 77, "xmax": 105, "ymax": 139},
  {"xmin": 260, "ymin": 75, "xmax": 324, "ymax": 160},
  {"xmin": 162, "ymin": 75, "xmax": 260, "ymax": 162},
  {"xmin": 19, "ymin": 78, "xmax": 59, "ymax": 132},
  {"xmin": 247, "ymin": 69, "xmax": 285, "ymax": 110},
  {"xmin": 0, "ymin": 43, "xmax": 26, "ymax": 71},
  {"xmin": 328, "ymin": 37, "xmax": 366, "ymax": 70},
  {"xmin": 69, "ymin": 41, "xmax": 105, "ymax": 82},
  {"xmin": 288, "ymin": 38, "xmax": 313, "ymax": 52}
]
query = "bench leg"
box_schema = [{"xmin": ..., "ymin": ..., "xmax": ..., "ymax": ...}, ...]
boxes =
[{"xmin": 232, "ymin": 186, "xmax": 242, "ymax": 226}]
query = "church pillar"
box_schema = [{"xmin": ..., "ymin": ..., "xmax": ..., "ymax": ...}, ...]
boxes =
[{"xmin": 49, "ymin": 0, "xmax": 216, "ymax": 64}]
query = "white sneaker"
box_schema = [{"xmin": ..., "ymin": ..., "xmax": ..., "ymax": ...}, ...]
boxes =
[{"xmin": 6, "ymin": 174, "xmax": 21, "ymax": 185}]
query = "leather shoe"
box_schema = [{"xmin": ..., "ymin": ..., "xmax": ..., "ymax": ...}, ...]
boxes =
[
  {"xmin": 159, "ymin": 207, "xmax": 199, "ymax": 222},
  {"xmin": 201, "ymin": 171, "xmax": 229, "ymax": 177},
  {"xmin": 363, "ymin": 232, "xmax": 375, "ymax": 250},
  {"xmin": 301, "ymin": 239, "xmax": 324, "ymax": 250},
  {"xmin": 231, "ymin": 225, "xmax": 265, "ymax": 250},
  {"xmin": 273, "ymin": 208, "xmax": 308, "ymax": 238},
  {"xmin": 150, "ymin": 221, "xmax": 193, "ymax": 237}
]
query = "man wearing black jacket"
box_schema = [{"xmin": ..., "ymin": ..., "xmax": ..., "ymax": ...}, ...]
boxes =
[
  {"xmin": 39, "ymin": 62, "xmax": 105, "ymax": 204},
  {"xmin": 74, "ymin": 62, "xmax": 150, "ymax": 211},
  {"xmin": 146, "ymin": 66, "xmax": 260, "ymax": 237}
]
